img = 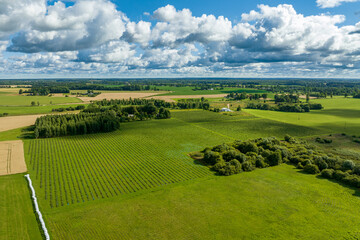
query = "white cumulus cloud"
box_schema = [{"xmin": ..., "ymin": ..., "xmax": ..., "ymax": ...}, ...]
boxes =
[{"xmin": 316, "ymin": 0, "xmax": 359, "ymax": 8}]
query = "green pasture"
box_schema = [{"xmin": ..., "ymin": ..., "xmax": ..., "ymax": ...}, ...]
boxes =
[
  {"xmin": 154, "ymin": 86, "xmax": 267, "ymax": 96},
  {"xmin": 0, "ymin": 95, "xmax": 82, "ymax": 106},
  {"xmin": 244, "ymin": 97, "xmax": 360, "ymax": 135},
  {"xmin": 0, "ymin": 174, "xmax": 43, "ymax": 240},
  {"xmin": 43, "ymin": 165, "xmax": 360, "ymax": 240},
  {"xmin": 0, "ymin": 104, "xmax": 87, "ymax": 116}
]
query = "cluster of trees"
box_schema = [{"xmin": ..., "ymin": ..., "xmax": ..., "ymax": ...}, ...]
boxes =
[
  {"xmin": 52, "ymin": 105, "xmax": 86, "ymax": 112},
  {"xmin": 35, "ymin": 100, "xmax": 172, "ymax": 138},
  {"xmin": 72, "ymin": 90, "xmax": 101, "ymax": 97},
  {"xmin": 226, "ymin": 92, "xmax": 268, "ymax": 100},
  {"xmin": 93, "ymin": 98, "xmax": 210, "ymax": 110},
  {"xmin": 197, "ymin": 136, "xmax": 360, "ymax": 188},
  {"xmin": 315, "ymin": 137, "xmax": 332, "ymax": 144},
  {"xmin": 354, "ymin": 93, "xmax": 360, "ymax": 98},
  {"xmin": 34, "ymin": 111, "xmax": 120, "ymax": 138},
  {"xmin": 246, "ymin": 102, "xmax": 322, "ymax": 112},
  {"xmin": 23, "ymin": 86, "xmax": 70, "ymax": 95},
  {"xmin": 0, "ymin": 113, "xmax": 9, "ymax": 117},
  {"xmin": 274, "ymin": 94, "xmax": 300, "ymax": 103}
]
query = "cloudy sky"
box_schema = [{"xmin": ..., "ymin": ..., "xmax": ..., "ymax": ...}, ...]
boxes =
[{"xmin": 2, "ymin": 0, "xmax": 360, "ymax": 78}]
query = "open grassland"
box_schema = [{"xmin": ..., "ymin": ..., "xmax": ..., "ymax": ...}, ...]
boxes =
[
  {"xmin": 244, "ymin": 97, "xmax": 360, "ymax": 135},
  {"xmin": 0, "ymin": 174, "xmax": 43, "ymax": 240},
  {"xmin": 155, "ymin": 86, "xmax": 267, "ymax": 96},
  {"xmin": 0, "ymin": 95, "xmax": 82, "ymax": 106},
  {"xmin": 43, "ymin": 165, "xmax": 360, "ymax": 240},
  {"xmin": 0, "ymin": 104, "xmax": 87, "ymax": 116}
]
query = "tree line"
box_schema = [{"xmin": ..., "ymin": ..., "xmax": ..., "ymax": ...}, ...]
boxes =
[{"xmin": 35, "ymin": 101, "xmax": 171, "ymax": 138}]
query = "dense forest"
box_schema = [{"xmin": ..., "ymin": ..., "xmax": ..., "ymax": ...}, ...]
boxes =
[{"xmin": 195, "ymin": 136, "xmax": 360, "ymax": 188}]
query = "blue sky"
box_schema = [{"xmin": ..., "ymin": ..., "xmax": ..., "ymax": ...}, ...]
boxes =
[
  {"xmin": 2, "ymin": 0, "xmax": 360, "ymax": 78},
  {"xmin": 111, "ymin": 0, "xmax": 360, "ymax": 25}
]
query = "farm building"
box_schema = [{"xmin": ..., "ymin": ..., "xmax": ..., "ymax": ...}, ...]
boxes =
[{"xmin": 220, "ymin": 108, "xmax": 232, "ymax": 112}]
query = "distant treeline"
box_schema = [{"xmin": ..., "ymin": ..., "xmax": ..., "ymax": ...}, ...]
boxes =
[
  {"xmin": 23, "ymin": 86, "xmax": 70, "ymax": 95},
  {"xmin": 93, "ymin": 98, "xmax": 210, "ymax": 110},
  {"xmin": 246, "ymin": 102, "xmax": 323, "ymax": 113},
  {"xmin": 197, "ymin": 136, "xmax": 360, "ymax": 189},
  {"xmin": 226, "ymin": 92, "xmax": 268, "ymax": 100}
]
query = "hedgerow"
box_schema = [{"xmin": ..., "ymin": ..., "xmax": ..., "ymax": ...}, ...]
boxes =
[{"xmin": 196, "ymin": 136, "xmax": 360, "ymax": 189}]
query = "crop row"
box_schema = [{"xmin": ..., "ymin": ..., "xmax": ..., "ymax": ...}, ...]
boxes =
[{"xmin": 27, "ymin": 131, "xmax": 211, "ymax": 208}]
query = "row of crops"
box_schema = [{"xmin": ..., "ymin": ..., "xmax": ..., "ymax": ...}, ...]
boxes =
[{"xmin": 27, "ymin": 123, "xmax": 214, "ymax": 208}]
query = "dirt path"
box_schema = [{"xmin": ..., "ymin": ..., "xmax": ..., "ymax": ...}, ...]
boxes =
[
  {"xmin": 147, "ymin": 94, "xmax": 227, "ymax": 102},
  {"xmin": 0, "ymin": 115, "xmax": 44, "ymax": 132},
  {"xmin": 0, "ymin": 140, "xmax": 27, "ymax": 176}
]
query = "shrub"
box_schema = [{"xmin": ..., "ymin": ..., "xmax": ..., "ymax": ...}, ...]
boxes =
[
  {"xmin": 242, "ymin": 161, "xmax": 255, "ymax": 172},
  {"xmin": 236, "ymin": 141, "xmax": 259, "ymax": 154},
  {"xmin": 203, "ymin": 151, "xmax": 222, "ymax": 165},
  {"xmin": 314, "ymin": 159, "xmax": 328, "ymax": 171},
  {"xmin": 213, "ymin": 161, "xmax": 226, "ymax": 172},
  {"xmin": 222, "ymin": 150, "xmax": 239, "ymax": 162},
  {"xmin": 353, "ymin": 165, "xmax": 360, "ymax": 175},
  {"xmin": 333, "ymin": 170, "xmax": 349, "ymax": 181},
  {"xmin": 296, "ymin": 162, "xmax": 304, "ymax": 169},
  {"xmin": 229, "ymin": 159, "xmax": 242, "ymax": 173},
  {"xmin": 343, "ymin": 175, "xmax": 360, "ymax": 188},
  {"xmin": 303, "ymin": 164, "xmax": 320, "ymax": 174},
  {"xmin": 342, "ymin": 160, "xmax": 355, "ymax": 170},
  {"xmin": 321, "ymin": 169, "xmax": 334, "ymax": 179},
  {"xmin": 255, "ymin": 156, "xmax": 267, "ymax": 168},
  {"xmin": 212, "ymin": 143, "xmax": 233, "ymax": 153},
  {"xmin": 267, "ymin": 150, "xmax": 282, "ymax": 166}
]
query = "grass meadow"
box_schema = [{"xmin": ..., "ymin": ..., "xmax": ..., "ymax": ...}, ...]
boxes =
[
  {"xmin": 0, "ymin": 95, "xmax": 82, "ymax": 106},
  {"xmin": 0, "ymin": 174, "xmax": 43, "ymax": 240}
]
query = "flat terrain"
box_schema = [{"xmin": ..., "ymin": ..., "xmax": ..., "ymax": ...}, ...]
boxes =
[
  {"xmin": 43, "ymin": 165, "xmax": 360, "ymax": 240},
  {"xmin": 0, "ymin": 174, "xmax": 43, "ymax": 240},
  {"xmin": 0, "ymin": 115, "xmax": 42, "ymax": 132},
  {"xmin": 154, "ymin": 86, "xmax": 267, "ymax": 96},
  {"xmin": 148, "ymin": 94, "xmax": 228, "ymax": 102},
  {"xmin": 0, "ymin": 95, "xmax": 81, "ymax": 106},
  {"xmin": 0, "ymin": 140, "xmax": 27, "ymax": 176},
  {"xmin": 244, "ymin": 97, "xmax": 360, "ymax": 135},
  {"xmin": 78, "ymin": 92, "xmax": 168, "ymax": 102}
]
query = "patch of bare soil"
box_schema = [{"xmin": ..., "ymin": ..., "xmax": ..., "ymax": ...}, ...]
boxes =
[
  {"xmin": 0, "ymin": 115, "xmax": 43, "ymax": 132},
  {"xmin": 147, "ymin": 94, "xmax": 227, "ymax": 102},
  {"xmin": 299, "ymin": 95, "xmax": 317, "ymax": 99},
  {"xmin": 0, "ymin": 140, "xmax": 27, "ymax": 176},
  {"xmin": 78, "ymin": 92, "xmax": 168, "ymax": 102}
]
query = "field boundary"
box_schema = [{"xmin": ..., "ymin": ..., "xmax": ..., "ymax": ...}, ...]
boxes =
[{"xmin": 25, "ymin": 174, "xmax": 50, "ymax": 240}]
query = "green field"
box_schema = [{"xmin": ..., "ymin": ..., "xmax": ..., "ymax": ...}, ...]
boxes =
[
  {"xmin": 244, "ymin": 97, "xmax": 360, "ymax": 135},
  {"xmin": 154, "ymin": 86, "xmax": 266, "ymax": 96},
  {"xmin": 0, "ymin": 174, "xmax": 43, "ymax": 240},
  {"xmin": 41, "ymin": 165, "xmax": 360, "ymax": 240},
  {"xmin": 0, "ymin": 95, "xmax": 82, "ymax": 106},
  {"xmin": 1, "ymin": 99, "xmax": 357, "ymax": 240},
  {"xmin": 0, "ymin": 104, "xmax": 87, "ymax": 116}
]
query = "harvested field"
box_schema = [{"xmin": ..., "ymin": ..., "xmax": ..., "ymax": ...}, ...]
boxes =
[
  {"xmin": 148, "ymin": 94, "xmax": 227, "ymax": 102},
  {"xmin": 0, "ymin": 140, "xmax": 27, "ymax": 175},
  {"xmin": 0, "ymin": 114, "xmax": 42, "ymax": 132},
  {"xmin": 78, "ymin": 92, "xmax": 168, "ymax": 102}
]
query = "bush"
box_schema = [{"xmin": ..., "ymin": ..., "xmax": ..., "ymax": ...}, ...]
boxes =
[
  {"xmin": 242, "ymin": 161, "xmax": 255, "ymax": 172},
  {"xmin": 203, "ymin": 151, "xmax": 222, "ymax": 165},
  {"xmin": 353, "ymin": 165, "xmax": 360, "ymax": 175},
  {"xmin": 303, "ymin": 164, "xmax": 320, "ymax": 174},
  {"xmin": 343, "ymin": 175, "xmax": 360, "ymax": 188},
  {"xmin": 321, "ymin": 169, "xmax": 334, "ymax": 179},
  {"xmin": 342, "ymin": 160, "xmax": 355, "ymax": 170},
  {"xmin": 333, "ymin": 170, "xmax": 349, "ymax": 181},
  {"xmin": 236, "ymin": 141, "xmax": 258, "ymax": 154},
  {"xmin": 296, "ymin": 162, "xmax": 303, "ymax": 169},
  {"xmin": 267, "ymin": 150, "xmax": 282, "ymax": 166},
  {"xmin": 255, "ymin": 156, "xmax": 267, "ymax": 168}
]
